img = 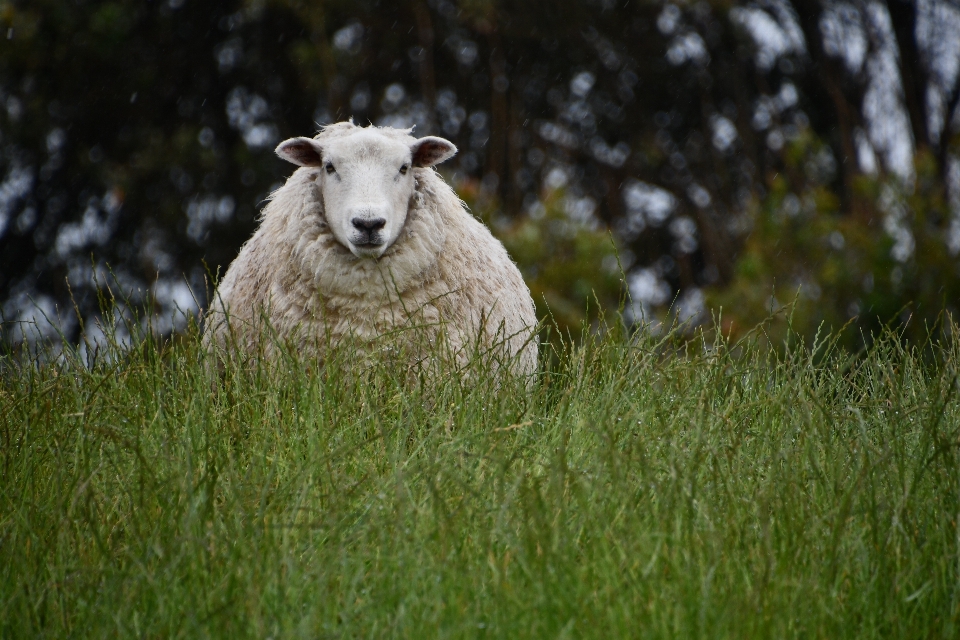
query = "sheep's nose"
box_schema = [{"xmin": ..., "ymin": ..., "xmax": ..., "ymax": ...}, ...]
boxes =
[{"xmin": 351, "ymin": 217, "xmax": 386, "ymax": 233}]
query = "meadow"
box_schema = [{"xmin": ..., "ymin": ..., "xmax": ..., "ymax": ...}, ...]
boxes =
[{"xmin": 2, "ymin": 313, "xmax": 959, "ymax": 638}]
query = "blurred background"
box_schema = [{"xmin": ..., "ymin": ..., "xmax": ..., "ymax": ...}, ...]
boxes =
[{"xmin": 1, "ymin": 0, "xmax": 959, "ymax": 350}]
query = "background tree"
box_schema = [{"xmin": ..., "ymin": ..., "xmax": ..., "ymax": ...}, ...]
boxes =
[{"xmin": 1, "ymin": 0, "xmax": 959, "ymax": 348}]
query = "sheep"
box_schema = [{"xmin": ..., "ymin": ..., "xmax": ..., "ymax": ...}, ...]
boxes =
[{"xmin": 203, "ymin": 121, "xmax": 538, "ymax": 381}]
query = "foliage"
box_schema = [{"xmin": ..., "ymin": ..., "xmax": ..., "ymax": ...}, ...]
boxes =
[
  {"xmin": 3, "ymin": 312, "xmax": 960, "ymax": 637},
  {"xmin": 458, "ymin": 178, "xmax": 624, "ymax": 335},
  {"xmin": 709, "ymin": 138, "xmax": 960, "ymax": 348},
  {"xmin": 2, "ymin": 0, "xmax": 960, "ymax": 350}
]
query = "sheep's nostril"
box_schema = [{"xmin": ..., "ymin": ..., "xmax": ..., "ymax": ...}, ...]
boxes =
[{"xmin": 351, "ymin": 217, "xmax": 386, "ymax": 233}]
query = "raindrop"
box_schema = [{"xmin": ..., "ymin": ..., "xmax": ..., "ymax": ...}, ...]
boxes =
[{"xmin": 570, "ymin": 71, "xmax": 595, "ymax": 98}]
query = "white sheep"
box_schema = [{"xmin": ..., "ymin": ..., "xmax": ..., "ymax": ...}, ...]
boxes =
[{"xmin": 204, "ymin": 121, "xmax": 538, "ymax": 379}]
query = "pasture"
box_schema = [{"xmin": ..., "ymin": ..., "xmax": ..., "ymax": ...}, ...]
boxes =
[{"xmin": 2, "ymin": 316, "xmax": 959, "ymax": 638}]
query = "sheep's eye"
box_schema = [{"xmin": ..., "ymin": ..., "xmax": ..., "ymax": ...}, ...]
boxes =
[
  {"xmin": 325, "ymin": 163, "xmax": 336, "ymax": 174},
  {"xmin": 399, "ymin": 164, "xmax": 409, "ymax": 175}
]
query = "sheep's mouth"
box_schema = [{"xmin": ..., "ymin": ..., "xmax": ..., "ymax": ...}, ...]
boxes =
[
  {"xmin": 352, "ymin": 236, "xmax": 384, "ymax": 248},
  {"xmin": 349, "ymin": 239, "xmax": 387, "ymax": 258}
]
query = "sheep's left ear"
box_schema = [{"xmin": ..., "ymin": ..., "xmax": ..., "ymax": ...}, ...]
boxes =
[{"xmin": 411, "ymin": 136, "xmax": 457, "ymax": 167}]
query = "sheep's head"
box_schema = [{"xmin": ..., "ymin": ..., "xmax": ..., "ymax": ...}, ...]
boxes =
[{"xmin": 276, "ymin": 125, "xmax": 457, "ymax": 259}]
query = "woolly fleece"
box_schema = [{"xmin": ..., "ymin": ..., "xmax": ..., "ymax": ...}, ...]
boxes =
[{"xmin": 204, "ymin": 122, "xmax": 538, "ymax": 378}]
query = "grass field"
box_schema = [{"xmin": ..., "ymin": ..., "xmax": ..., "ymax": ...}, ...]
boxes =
[{"xmin": 2, "ymin": 314, "xmax": 960, "ymax": 638}]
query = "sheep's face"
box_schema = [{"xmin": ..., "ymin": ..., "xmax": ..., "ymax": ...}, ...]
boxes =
[{"xmin": 276, "ymin": 127, "xmax": 456, "ymax": 259}]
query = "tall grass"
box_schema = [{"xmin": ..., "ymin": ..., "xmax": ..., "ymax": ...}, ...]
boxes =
[{"xmin": 2, "ymin": 312, "xmax": 960, "ymax": 638}]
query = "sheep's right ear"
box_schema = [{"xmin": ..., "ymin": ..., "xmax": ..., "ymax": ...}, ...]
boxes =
[{"xmin": 275, "ymin": 137, "xmax": 323, "ymax": 166}]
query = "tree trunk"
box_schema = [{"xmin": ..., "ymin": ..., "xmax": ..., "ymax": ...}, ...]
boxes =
[
  {"xmin": 411, "ymin": 0, "xmax": 436, "ymax": 111},
  {"xmin": 488, "ymin": 32, "xmax": 509, "ymax": 205},
  {"xmin": 884, "ymin": 0, "xmax": 929, "ymax": 152},
  {"xmin": 794, "ymin": 0, "xmax": 869, "ymax": 219}
]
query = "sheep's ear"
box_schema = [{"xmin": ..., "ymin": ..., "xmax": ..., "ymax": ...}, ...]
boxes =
[
  {"xmin": 410, "ymin": 136, "xmax": 457, "ymax": 167},
  {"xmin": 276, "ymin": 137, "xmax": 323, "ymax": 166}
]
